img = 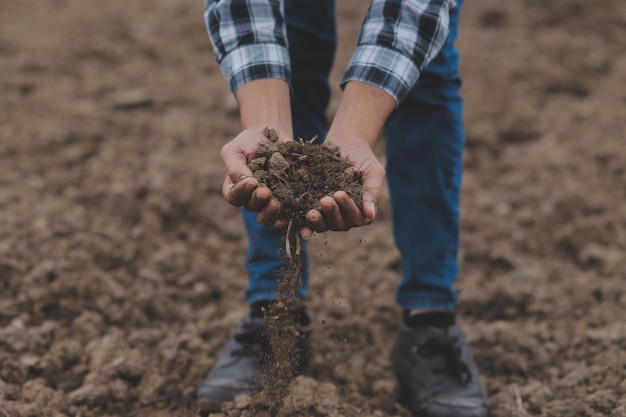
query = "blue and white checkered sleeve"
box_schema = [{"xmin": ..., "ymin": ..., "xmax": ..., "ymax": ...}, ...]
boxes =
[
  {"xmin": 205, "ymin": 0, "xmax": 291, "ymax": 94},
  {"xmin": 341, "ymin": 0, "xmax": 455, "ymax": 105}
]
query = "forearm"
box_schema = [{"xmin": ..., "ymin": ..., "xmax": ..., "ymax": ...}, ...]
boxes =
[
  {"xmin": 235, "ymin": 79, "xmax": 293, "ymax": 140},
  {"xmin": 327, "ymin": 81, "xmax": 396, "ymax": 148},
  {"xmin": 219, "ymin": 78, "xmax": 292, "ymax": 217}
]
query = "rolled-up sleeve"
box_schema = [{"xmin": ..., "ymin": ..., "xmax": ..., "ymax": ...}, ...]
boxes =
[
  {"xmin": 205, "ymin": 0, "xmax": 291, "ymax": 93},
  {"xmin": 341, "ymin": 0, "xmax": 456, "ymax": 105}
]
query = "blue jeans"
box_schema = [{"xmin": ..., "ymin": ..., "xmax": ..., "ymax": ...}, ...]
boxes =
[{"xmin": 243, "ymin": 0, "xmax": 464, "ymax": 311}]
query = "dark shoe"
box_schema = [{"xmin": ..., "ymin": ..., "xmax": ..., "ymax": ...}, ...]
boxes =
[
  {"xmin": 391, "ymin": 322, "xmax": 491, "ymax": 417},
  {"xmin": 195, "ymin": 313, "xmax": 311, "ymax": 413}
]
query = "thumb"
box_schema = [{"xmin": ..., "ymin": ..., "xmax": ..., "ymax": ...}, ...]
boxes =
[
  {"xmin": 360, "ymin": 164, "xmax": 385, "ymax": 223},
  {"xmin": 220, "ymin": 143, "xmax": 254, "ymax": 184},
  {"xmin": 220, "ymin": 142, "xmax": 256, "ymax": 206}
]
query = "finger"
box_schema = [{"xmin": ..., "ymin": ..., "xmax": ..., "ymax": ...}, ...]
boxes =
[
  {"xmin": 245, "ymin": 185, "xmax": 272, "ymax": 212},
  {"xmin": 300, "ymin": 227, "xmax": 314, "ymax": 240},
  {"xmin": 222, "ymin": 175, "xmax": 258, "ymax": 207},
  {"xmin": 305, "ymin": 209, "xmax": 327, "ymax": 233},
  {"xmin": 256, "ymin": 198, "xmax": 281, "ymax": 226},
  {"xmin": 334, "ymin": 191, "xmax": 363, "ymax": 228},
  {"xmin": 319, "ymin": 195, "xmax": 345, "ymax": 231},
  {"xmin": 361, "ymin": 190, "xmax": 379, "ymax": 225},
  {"xmin": 220, "ymin": 142, "xmax": 253, "ymax": 184},
  {"xmin": 360, "ymin": 166, "xmax": 385, "ymax": 223}
]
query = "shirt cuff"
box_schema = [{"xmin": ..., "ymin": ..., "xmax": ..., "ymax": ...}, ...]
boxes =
[
  {"xmin": 340, "ymin": 44, "xmax": 421, "ymax": 106},
  {"xmin": 220, "ymin": 43, "xmax": 292, "ymax": 94}
]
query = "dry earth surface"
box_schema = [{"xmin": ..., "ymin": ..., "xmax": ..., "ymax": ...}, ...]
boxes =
[{"xmin": 0, "ymin": 0, "xmax": 625, "ymax": 416}]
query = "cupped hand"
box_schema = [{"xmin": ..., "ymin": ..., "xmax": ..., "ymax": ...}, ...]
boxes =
[
  {"xmin": 300, "ymin": 138, "xmax": 385, "ymax": 239},
  {"xmin": 220, "ymin": 127, "xmax": 287, "ymax": 226}
]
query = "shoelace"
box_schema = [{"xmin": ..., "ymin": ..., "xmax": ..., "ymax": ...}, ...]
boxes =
[
  {"xmin": 417, "ymin": 329, "xmax": 472, "ymax": 384},
  {"xmin": 231, "ymin": 321, "xmax": 270, "ymax": 362}
]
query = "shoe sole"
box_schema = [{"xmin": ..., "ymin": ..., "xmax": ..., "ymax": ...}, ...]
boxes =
[{"xmin": 196, "ymin": 398, "xmax": 223, "ymax": 414}]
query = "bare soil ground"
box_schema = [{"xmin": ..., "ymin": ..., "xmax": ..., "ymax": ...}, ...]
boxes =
[{"xmin": 0, "ymin": 0, "xmax": 625, "ymax": 416}]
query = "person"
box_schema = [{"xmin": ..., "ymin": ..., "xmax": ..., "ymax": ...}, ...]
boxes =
[{"xmin": 196, "ymin": 0, "xmax": 491, "ymax": 416}]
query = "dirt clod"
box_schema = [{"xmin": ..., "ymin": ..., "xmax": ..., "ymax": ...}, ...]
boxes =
[{"xmin": 249, "ymin": 128, "xmax": 362, "ymax": 231}]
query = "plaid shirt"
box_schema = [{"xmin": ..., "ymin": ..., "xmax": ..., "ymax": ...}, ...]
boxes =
[{"xmin": 205, "ymin": 0, "xmax": 455, "ymax": 105}]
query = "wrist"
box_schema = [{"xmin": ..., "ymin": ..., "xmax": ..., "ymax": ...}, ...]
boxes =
[
  {"xmin": 235, "ymin": 78, "xmax": 293, "ymax": 141},
  {"xmin": 327, "ymin": 81, "xmax": 396, "ymax": 149}
]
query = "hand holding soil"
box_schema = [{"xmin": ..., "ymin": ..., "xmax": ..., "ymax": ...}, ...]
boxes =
[
  {"xmin": 302, "ymin": 136, "xmax": 384, "ymax": 237},
  {"xmin": 220, "ymin": 128, "xmax": 283, "ymax": 216},
  {"xmin": 246, "ymin": 128, "xmax": 376, "ymax": 236}
]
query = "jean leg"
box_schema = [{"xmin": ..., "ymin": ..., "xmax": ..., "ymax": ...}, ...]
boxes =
[
  {"xmin": 243, "ymin": 0, "xmax": 337, "ymax": 305},
  {"xmin": 384, "ymin": 0, "xmax": 464, "ymax": 310}
]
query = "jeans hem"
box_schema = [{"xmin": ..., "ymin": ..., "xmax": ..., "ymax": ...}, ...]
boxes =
[
  {"xmin": 246, "ymin": 292, "xmax": 307, "ymax": 307},
  {"xmin": 396, "ymin": 297, "xmax": 457, "ymax": 311}
]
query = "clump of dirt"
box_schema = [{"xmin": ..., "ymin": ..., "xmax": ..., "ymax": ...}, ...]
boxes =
[
  {"xmin": 249, "ymin": 127, "xmax": 363, "ymax": 231},
  {"xmin": 245, "ymin": 128, "xmax": 364, "ymax": 416}
]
